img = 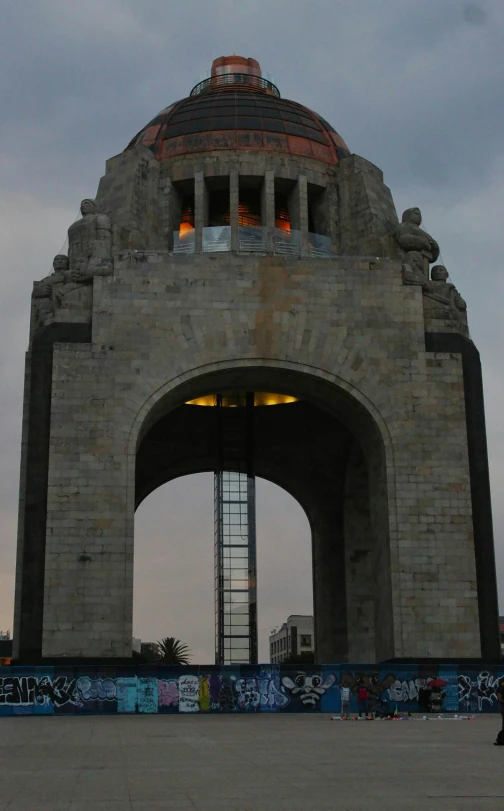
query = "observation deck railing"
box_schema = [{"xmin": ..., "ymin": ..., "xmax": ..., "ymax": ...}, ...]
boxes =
[
  {"xmin": 173, "ymin": 229, "xmax": 195, "ymax": 255},
  {"xmin": 274, "ymin": 228, "xmax": 301, "ymax": 256},
  {"xmin": 172, "ymin": 226, "xmax": 333, "ymax": 258},
  {"xmin": 238, "ymin": 226, "xmax": 267, "ymax": 253},
  {"xmin": 190, "ymin": 73, "xmax": 280, "ymax": 98},
  {"xmin": 308, "ymin": 232, "xmax": 332, "ymax": 258},
  {"xmin": 203, "ymin": 226, "xmax": 232, "ymax": 253}
]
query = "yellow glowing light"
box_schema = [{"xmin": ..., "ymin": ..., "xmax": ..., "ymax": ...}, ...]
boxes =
[
  {"xmin": 186, "ymin": 394, "xmax": 217, "ymax": 406},
  {"xmin": 185, "ymin": 392, "xmax": 299, "ymax": 407},
  {"xmin": 253, "ymin": 392, "xmax": 298, "ymax": 406}
]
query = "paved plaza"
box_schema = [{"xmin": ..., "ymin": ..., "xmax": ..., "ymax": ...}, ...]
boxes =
[{"xmin": 0, "ymin": 714, "xmax": 503, "ymax": 810}]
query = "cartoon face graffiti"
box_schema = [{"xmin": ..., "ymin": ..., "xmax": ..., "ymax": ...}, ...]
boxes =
[{"xmin": 281, "ymin": 672, "xmax": 336, "ymax": 706}]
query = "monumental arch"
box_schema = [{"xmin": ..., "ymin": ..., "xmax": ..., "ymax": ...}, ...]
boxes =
[{"xmin": 14, "ymin": 56, "xmax": 500, "ymax": 664}]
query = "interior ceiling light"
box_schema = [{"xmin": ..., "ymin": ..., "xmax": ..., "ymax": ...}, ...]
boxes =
[{"xmin": 186, "ymin": 392, "xmax": 299, "ymax": 406}]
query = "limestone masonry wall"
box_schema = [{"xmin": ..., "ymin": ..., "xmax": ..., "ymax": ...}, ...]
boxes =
[{"xmin": 41, "ymin": 252, "xmax": 479, "ymax": 659}]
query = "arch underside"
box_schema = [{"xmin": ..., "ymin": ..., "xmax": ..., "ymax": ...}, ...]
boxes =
[{"xmin": 135, "ymin": 367, "xmax": 394, "ymax": 663}]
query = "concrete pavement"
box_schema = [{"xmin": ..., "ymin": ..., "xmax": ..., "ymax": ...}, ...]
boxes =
[{"xmin": 0, "ymin": 713, "xmax": 502, "ymax": 810}]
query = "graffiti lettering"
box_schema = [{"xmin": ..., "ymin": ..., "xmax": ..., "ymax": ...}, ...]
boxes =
[
  {"xmin": 0, "ymin": 666, "xmax": 502, "ymax": 715},
  {"xmin": 76, "ymin": 677, "xmax": 115, "ymax": 702},
  {"xmin": 179, "ymin": 675, "xmax": 199, "ymax": 712},
  {"xmin": 0, "ymin": 676, "xmax": 77, "ymax": 707},
  {"xmin": 458, "ymin": 671, "xmax": 504, "ymax": 712},
  {"xmin": 137, "ymin": 677, "xmax": 158, "ymax": 713},
  {"xmin": 388, "ymin": 678, "xmax": 428, "ymax": 703},
  {"xmin": 258, "ymin": 676, "xmax": 289, "ymax": 709}
]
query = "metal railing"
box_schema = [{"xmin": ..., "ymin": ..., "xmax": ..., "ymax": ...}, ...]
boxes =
[
  {"xmin": 238, "ymin": 226, "xmax": 267, "ymax": 253},
  {"xmin": 190, "ymin": 73, "xmax": 280, "ymax": 98},
  {"xmin": 274, "ymin": 228, "xmax": 301, "ymax": 256},
  {"xmin": 173, "ymin": 230, "xmax": 195, "ymax": 254},
  {"xmin": 172, "ymin": 228, "xmax": 332, "ymax": 258},
  {"xmin": 203, "ymin": 226, "xmax": 231, "ymax": 253},
  {"xmin": 308, "ymin": 232, "xmax": 332, "ymax": 258}
]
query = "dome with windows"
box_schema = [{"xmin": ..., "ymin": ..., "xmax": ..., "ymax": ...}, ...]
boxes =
[{"xmin": 126, "ymin": 56, "xmax": 350, "ymax": 165}]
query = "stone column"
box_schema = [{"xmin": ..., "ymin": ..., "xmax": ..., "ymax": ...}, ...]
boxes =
[
  {"xmin": 312, "ymin": 500, "xmax": 349, "ymax": 662},
  {"xmin": 344, "ymin": 442, "xmax": 376, "ymax": 662},
  {"xmin": 326, "ymin": 182, "xmax": 339, "ymax": 255},
  {"xmin": 298, "ymin": 175, "xmax": 309, "ymax": 256},
  {"xmin": 194, "ymin": 171, "xmax": 208, "ymax": 253},
  {"xmin": 261, "ymin": 170, "xmax": 275, "ymax": 253},
  {"xmin": 230, "ymin": 169, "xmax": 239, "ymax": 252},
  {"xmin": 161, "ymin": 177, "xmax": 182, "ymax": 251},
  {"xmin": 288, "ymin": 175, "xmax": 309, "ymax": 256}
]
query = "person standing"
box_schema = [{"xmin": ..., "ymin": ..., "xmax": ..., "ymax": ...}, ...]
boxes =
[
  {"xmin": 357, "ymin": 684, "xmax": 369, "ymax": 718},
  {"xmin": 340, "ymin": 683, "xmax": 350, "ymax": 719}
]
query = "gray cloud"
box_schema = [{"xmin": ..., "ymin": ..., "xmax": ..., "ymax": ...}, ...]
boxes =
[
  {"xmin": 2, "ymin": 1, "xmax": 503, "ymax": 197},
  {"xmin": 464, "ymin": 3, "xmax": 487, "ymax": 24},
  {"xmin": 1, "ymin": 0, "xmax": 503, "ymax": 656}
]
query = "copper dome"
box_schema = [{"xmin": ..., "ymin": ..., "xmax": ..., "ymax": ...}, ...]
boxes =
[{"xmin": 126, "ymin": 56, "xmax": 350, "ymax": 166}]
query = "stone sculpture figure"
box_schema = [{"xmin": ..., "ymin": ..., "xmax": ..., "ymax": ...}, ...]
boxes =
[
  {"xmin": 58, "ymin": 199, "xmax": 113, "ymax": 311},
  {"xmin": 32, "ymin": 254, "xmax": 69, "ymax": 327},
  {"xmin": 395, "ymin": 207, "xmax": 440, "ymax": 285},
  {"xmin": 423, "ymin": 265, "xmax": 467, "ymax": 325},
  {"xmin": 68, "ymin": 198, "xmax": 112, "ymax": 274}
]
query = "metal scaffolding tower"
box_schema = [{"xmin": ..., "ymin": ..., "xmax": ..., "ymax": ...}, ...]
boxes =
[{"xmin": 214, "ymin": 392, "xmax": 257, "ymax": 665}]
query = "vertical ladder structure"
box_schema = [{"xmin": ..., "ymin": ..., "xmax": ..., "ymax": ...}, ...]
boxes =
[{"xmin": 214, "ymin": 392, "xmax": 257, "ymax": 665}]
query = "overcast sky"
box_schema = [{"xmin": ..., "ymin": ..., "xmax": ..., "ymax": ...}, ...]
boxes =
[{"xmin": 1, "ymin": 0, "xmax": 503, "ymax": 662}]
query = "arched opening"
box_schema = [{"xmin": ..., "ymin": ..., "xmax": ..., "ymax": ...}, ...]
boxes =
[
  {"xmin": 132, "ymin": 365, "xmax": 394, "ymax": 663},
  {"xmin": 133, "ymin": 475, "xmax": 312, "ymax": 663}
]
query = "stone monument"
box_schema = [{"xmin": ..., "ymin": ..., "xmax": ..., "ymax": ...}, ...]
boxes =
[{"xmin": 13, "ymin": 55, "xmax": 500, "ymax": 665}]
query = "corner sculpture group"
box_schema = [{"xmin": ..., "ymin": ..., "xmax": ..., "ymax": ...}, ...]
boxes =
[
  {"xmin": 32, "ymin": 199, "xmax": 113, "ymax": 327},
  {"xmin": 32, "ymin": 201, "xmax": 467, "ymax": 332},
  {"xmin": 395, "ymin": 207, "xmax": 467, "ymax": 323}
]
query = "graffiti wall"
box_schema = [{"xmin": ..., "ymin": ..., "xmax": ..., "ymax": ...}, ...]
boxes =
[{"xmin": 0, "ymin": 664, "xmax": 502, "ymax": 715}]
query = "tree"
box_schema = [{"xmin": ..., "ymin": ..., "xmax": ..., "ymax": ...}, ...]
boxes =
[{"xmin": 156, "ymin": 637, "xmax": 192, "ymax": 665}]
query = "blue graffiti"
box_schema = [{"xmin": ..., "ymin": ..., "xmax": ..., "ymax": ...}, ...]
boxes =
[{"xmin": 0, "ymin": 665, "xmax": 501, "ymax": 715}]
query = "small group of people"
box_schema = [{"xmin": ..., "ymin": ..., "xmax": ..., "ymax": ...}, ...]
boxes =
[
  {"xmin": 340, "ymin": 683, "xmax": 376, "ymax": 719},
  {"xmin": 418, "ymin": 684, "xmax": 445, "ymax": 714},
  {"xmin": 339, "ymin": 677, "xmax": 504, "ymax": 740}
]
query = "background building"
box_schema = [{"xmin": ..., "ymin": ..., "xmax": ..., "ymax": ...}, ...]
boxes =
[
  {"xmin": 140, "ymin": 642, "xmax": 158, "ymax": 661},
  {"xmin": 270, "ymin": 615, "xmax": 314, "ymax": 663},
  {"xmin": 0, "ymin": 631, "xmax": 12, "ymax": 665}
]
